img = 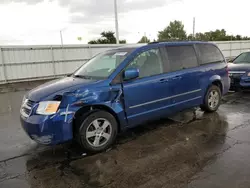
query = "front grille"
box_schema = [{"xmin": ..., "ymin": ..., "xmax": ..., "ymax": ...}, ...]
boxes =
[
  {"xmin": 230, "ymin": 72, "xmax": 245, "ymax": 88},
  {"xmin": 26, "ymin": 100, "xmax": 35, "ymax": 107},
  {"xmin": 231, "ymin": 73, "xmax": 244, "ymax": 78},
  {"xmin": 21, "ymin": 99, "xmax": 35, "ymax": 118},
  {"xmin": 231, "ymin": 78, "xmax": 240, "ymax": 87},
  {"xmin": 22, "ymin": 108, "xmax": 31, "ymax": 115}
]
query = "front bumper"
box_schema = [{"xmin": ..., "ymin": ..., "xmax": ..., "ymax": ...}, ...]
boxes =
[
  {"xmin": 230, "ymin": 76, "xmax": 250, "ymax": 90},
  {"xmin": 20, "ymin": 111, "xmax": 74, "ymax": 145}
]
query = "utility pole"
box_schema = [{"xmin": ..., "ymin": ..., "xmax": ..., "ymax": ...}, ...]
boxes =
[
  {"xmin": 60, "ymin": 30, "xmax": 64, "ymax": 47},
  {"xmin": 114, "ymin": 0, "xmax": 120, "ymax": 44},
  {"xmin": 193, "ymin": 17, "xmax": 196, "ymax": 40}
]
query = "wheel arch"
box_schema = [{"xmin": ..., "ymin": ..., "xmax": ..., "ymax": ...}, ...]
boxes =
[
  {"xmin": 200, "ymin": 79, "xmax": 222, "ymax": 112},
  {"xmin": 209, "ymin": 75, "xmax": 223, "ymax": 93},
  {"xmin": 201, "ymin": 76, "xmax": 223, "ymax": 104},
  {"xmin": 73, "ymin": 104, "xmax": 124, "ymax": 135},
  {"xmin": 211, "ymin": 80, "xmax": 223, "ymax": 93}
]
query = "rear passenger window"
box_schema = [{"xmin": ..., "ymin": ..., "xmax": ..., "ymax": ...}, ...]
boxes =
[
  {"xmin": 198, "ymin": 44, "xmax": 224, "ymax": 65},
  {"xmin": 166, "ymin": 45, "xmax": 198, "ymax": 72}
]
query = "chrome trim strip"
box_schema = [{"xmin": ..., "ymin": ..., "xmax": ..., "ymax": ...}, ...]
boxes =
[
  {"xmin": 23, "ymin": 103, "xmax": 31, "ymax": 110},
  {"xmin": 229, "ymin": 71, "xmax": 246, "ymax": 74},
  {"xmin": 129, "ymin": 89, "xmax": 201, "ymax": 109},
  {"xmin": 20, "ymin": 109, "xmax": 29, "ymax": 118},
  {"xmin": 128, "ymin": 96, "xmax": 202, "ymax": 119},
  {"xmin": 20, "ymin": 99, "xmax": 34, "ymax": 118}
]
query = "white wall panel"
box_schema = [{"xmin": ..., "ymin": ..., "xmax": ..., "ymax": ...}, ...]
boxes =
[
  {"xmin": 53, "ymin": 47, "xmax": 92, "ymax": 61},
  {"xmin": 54, "ymin": 60, "xmax": 87, "ymax": 75},
  {"xmin": 3, "ymin": 48, "xmax": 52, "ymax": 64},
  {"xmin": 5, "ymin": 63, "xmax": 53, "ymax": 80},
  {"xmin": 216, "ymin": 42, "xmax": 229, "ymax": 51},
  {"xmin": 0, "ymin": 66, "xmax": 4, "ymax": 82},
  {"xmin": 241, "ymin": 41, "xmax": 250, "ymax": 50},
  {"xmin": 231, "ymin": 42, "xmax": 242, "ymax": 50}
]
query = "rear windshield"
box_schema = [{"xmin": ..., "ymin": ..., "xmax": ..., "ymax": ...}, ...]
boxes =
[{"xmin": 73, "ymin": 48, "xmax": 134, "ymax": 79}]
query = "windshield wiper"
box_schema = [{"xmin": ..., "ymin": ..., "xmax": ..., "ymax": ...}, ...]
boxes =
[{"xmin": 73, "ymin": 75, "xmax": 92, "ymax": 79}]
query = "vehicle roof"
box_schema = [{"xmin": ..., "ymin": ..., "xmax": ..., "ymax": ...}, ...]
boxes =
[
  {"xmin": 116, "ymin": 41, "xmax": 214, "ymax": 51},
  {"xmin": 150, "ymin": 41, "xmax": 213, "ymax": 45}
]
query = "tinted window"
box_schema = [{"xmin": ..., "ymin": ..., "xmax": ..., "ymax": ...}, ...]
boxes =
[
  {"xmin": 166, "ymin": 45, "xmax": 198, "ymax": 72},
  {"xmin": 198, "ymin": 44, "xmax": 224, "ymax": 65},
  {"xmin": 126, "ymin": 48, "xmax": 163, "ymax": 78}
]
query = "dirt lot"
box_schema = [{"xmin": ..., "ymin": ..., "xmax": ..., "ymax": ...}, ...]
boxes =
[{"xmin": 0, "ymin": 81, "xmax": 250, "ymax": 188}]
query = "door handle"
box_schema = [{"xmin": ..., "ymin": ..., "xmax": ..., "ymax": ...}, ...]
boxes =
[
  {"xmin": 172, "ymin": 76, "xmax": 182, "ymax": 80},
  {"xmin": 159, "ymin": 78, "xmax": 169, "ymax": 83}
]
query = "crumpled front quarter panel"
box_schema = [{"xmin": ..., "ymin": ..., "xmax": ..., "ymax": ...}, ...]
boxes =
[{"xmin": 54, "ymin": 85, "xmax": 126, "ymax": 142}]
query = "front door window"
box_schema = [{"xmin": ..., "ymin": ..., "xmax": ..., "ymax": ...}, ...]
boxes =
[{"xmin": 126, "ymin": 48, "xmax": 164, "ymax": 78}]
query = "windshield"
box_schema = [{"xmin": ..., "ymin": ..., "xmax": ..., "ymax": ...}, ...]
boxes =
[
  {"xmin": 73, "ymin": 49, "xmax": 133, "ymax": 79},
  {"xmin": 233, "ymin": 52, "xmax": 250, "ymax": 64}
]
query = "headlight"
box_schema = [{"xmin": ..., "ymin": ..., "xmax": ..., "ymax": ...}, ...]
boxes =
[
  {"xmin": 248, "ymin": 72, "xmax": 250, "ymax": 77},
  {"xmin": 36, "ymin": 101, "xmax": 61, "ymax": 115}
]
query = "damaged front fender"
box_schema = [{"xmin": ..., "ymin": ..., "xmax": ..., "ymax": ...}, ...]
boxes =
[
  {"xmin": 57, "ymin": 86, "xmax": 127, "ymax": 137},
  {"xmin": 21, "ymin": 86, "xmax": 127, "ymax": 145}
]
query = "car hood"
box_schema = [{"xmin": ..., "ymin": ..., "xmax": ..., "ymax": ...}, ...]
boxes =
[
  {"xmin": 228, "ymin": 63, "xmax": 250, "ymax": 72},
  {"xmin": 27, "ymin": 76, "xmax": 101, "ymax": 102}
]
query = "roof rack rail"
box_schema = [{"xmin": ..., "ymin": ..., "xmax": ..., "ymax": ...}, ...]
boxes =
[
  {"xmin": 148, "ymin": 41, "xmax": 159, "ymax": 45},
  {"xmin": 147, "ymin": 40, "xmax": 210, "ymax": 45},
  {"xmin": 148, "ymin": 40, "xmax": 187, "ymax": 44}
]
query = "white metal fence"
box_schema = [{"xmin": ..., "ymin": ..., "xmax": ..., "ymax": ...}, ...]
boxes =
[
  {"xmin": 216, "ymin": 40, "xmax": 250, "ymax": 57},
  {"xmin": 0, "ymin": 41, "xmax": 250, "ymax": 84},
  {"xmin": 0, "ymin": 44, "xmax": 123, "ymax": 84}
]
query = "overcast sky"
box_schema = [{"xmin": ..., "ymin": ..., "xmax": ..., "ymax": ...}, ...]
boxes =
[{"xmin": 0, "ymin": 0, "xmax": 249, "ymax": 45}]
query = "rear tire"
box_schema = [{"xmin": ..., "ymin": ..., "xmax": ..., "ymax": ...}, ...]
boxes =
[
  {"xmin": 76, "ymin": 110, "xmax": 118, "ymax": 152},
  {"xmin": 200, "ymin": 85, "xmax": 222, "ymax": 112}
]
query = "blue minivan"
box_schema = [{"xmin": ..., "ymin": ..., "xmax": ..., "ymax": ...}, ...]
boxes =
[{"xmin": 20, "ymin": 41, "xmax": 230, "ymax": 152}]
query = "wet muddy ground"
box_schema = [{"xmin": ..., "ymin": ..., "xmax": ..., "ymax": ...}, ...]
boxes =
[{"xmin": 1, "ymin": 82, "xmax": 250, "ymax": 188}]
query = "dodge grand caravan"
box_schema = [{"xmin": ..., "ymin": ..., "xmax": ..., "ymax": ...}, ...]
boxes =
[{"xmin": 20, "ymin": 41, "xmax": 230, "ymax": 152}]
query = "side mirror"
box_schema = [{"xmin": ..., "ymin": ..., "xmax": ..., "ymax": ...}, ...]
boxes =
[{"xmin": 123, "ymin": 68, "xmax": 139, "ymax": 81}]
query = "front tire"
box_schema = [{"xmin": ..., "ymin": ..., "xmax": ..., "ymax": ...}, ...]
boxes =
[
  {"xmin": 200, "ymin": 85, "xmax": 222, "ymax": 112},
  {"xmin": 76, "ymin": 110, "xmax": 118, "ymax": 152}
]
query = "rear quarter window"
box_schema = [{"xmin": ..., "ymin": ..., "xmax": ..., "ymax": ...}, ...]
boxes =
[{"xmin": 197, "ymin": 44, "xmax": 224, "ymax": 65}]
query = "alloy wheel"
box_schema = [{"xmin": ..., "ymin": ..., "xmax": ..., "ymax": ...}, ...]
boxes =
[{"xmin": 85, "ymin": 118, "xmax": 112, "ymax": 147}]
